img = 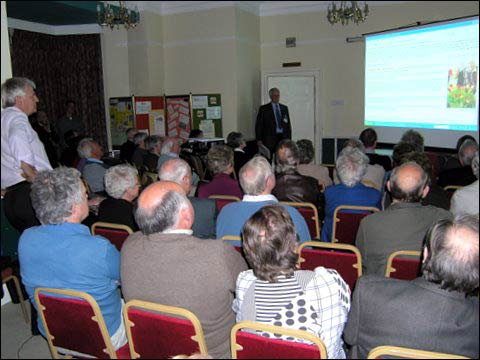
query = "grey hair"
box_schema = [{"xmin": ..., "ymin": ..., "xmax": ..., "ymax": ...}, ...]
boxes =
[
  {"xmin": 422, "ymin": 213, "xmax": 479, "ymax": 296},
  {"xmin": 144, "ymin": 135, "xmax": 162, "ymax": 152},
  {"xmin": 342, "ymin": 138, "xmax": 366, "ymax": 153},
  {"xmin": 400, "ymin": 130, "xmax": 424, "ymax": 153},
  {"xmin": 296, "ymin": 139, "xmax": 315, "ymax": 164},
  {"xmin": 161, "ymin": 138, "xmax": 175, "ymax": 154},
  {"xmin": 77, "ymin": 138, "xmax": 95, "ymax": 159},
  {"xmin": 336, "ymin": 146, "xmax": 369, "ymax": 187},
  {"xmin": 104, "ymin": 165, "xmax": 138, "ymax": 199},
  {"xmin": 458, "ymin": 139, "xmax": 478, "ymax": 166},
  {"xmin": 207, "ymin": 145, "xmax": 233, "ymax": 175},
  {"xmin": 158, "ymin": 158, "xmax": 191, "ymax": 184},
  {"xmin": 133, "ymin": 132, "xmax": 147, "ymax": 145},
  {"xmin": 1, "ymin": 77, "xmax": 36, "ymax": 108},
  {"xmin": 275, "ymin": 140, "xmax": 299, "ymax": 174},
  {"xmin": 269, "ymin": 88, "xmax": 280, "ymax": 97},
  {"xmin": 135, "ymin": 190, "xmax": 190, "ymax": 235},
  {"xmin": 471, "ymin": 151, "xmax": 479, "ymax": 179},
  {"xmin": 239, "ymin": 156, "xmax": 273, "ymax": 195},
  {"xmin": 30, "ymin": 167, "xmax": 84, "ymax": 225}
]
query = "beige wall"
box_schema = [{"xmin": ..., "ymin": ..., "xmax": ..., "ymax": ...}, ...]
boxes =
[
  {"xmin": 260, "ymin": 1, "xmax": 479, "ymax": 139},
  {"xmin": 1, "ymin": 1, "xmax": 12, "ymax": 84}
]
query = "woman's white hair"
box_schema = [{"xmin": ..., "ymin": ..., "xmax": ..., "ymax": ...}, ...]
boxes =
[
  {"xmin": 104, "ymin": 164, "xmax": 139, "ymax": 199},
  {"xmin": 336, "ymin": 146, "xmax": 369, "ymax": 187}
]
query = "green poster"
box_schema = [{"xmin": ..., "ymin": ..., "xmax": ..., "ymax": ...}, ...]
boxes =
[{"xmin": 191, "ymin": 94, "xmax": 222, "ymax": 138}]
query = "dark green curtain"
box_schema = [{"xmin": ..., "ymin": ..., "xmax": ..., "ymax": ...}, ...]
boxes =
[{"xmin": 10, "ymin": 29, "xmax": 108, "ymax": 150}]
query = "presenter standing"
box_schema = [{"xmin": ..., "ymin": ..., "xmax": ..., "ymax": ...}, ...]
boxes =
[{"xmin": 255, "ymin": 88, "xmax": 292, "ymax": 159}]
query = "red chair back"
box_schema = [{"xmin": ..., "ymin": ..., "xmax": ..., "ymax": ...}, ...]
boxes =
[
  {"xmin": 91, "ymin": 222, "xmax": 133, "ymax": 251},
  {"xmin": 208, "ymin": 195, "xmax": 241, "ymax": 212},
  {"xmin": 35, "ymin": 288, "xmax": 120, "ymax": 359},
  {"xmin": 280, "ymin": 202, "xmax": 320, "ymax": 239},
  {"xmin": 332, "ymin": 206, "xmax": 379, "ymax": 244},
  {"xmin": 231, "ymin": 321, "xmax": 327, "ymax": 359},
  {"xmin": 385, "ymin": 251, "xmax": 421, "ymax": 280},
  {"xmin": 124, "ymin": 300, "xmax": 208, "ymax": 359},
  {"xmin": 298, "ymin": 242, "xmax": 362, "ymax": 291}
]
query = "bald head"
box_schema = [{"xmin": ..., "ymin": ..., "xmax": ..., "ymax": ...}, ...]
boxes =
[
  {"xmin": 422, "ymin": 214, "xmax": 479, "ymax": 295},
  {"xmin": 135, "ymin": 181, "xmax": 193, "ymax": 235},
  {"xmin": 388, "ymin": 162, "xmax": 429, "ymax": 203},
  {"xmin": 158, "ymin": 158, "xmax": 192, "ymax": 194}
]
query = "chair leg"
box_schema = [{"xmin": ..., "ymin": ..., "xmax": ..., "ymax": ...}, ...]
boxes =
[{"xmin": 9, "ymin": 275, "xmax": 29, "ymax": 324}]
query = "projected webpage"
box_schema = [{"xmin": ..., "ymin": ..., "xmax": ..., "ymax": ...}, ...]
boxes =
[{"xmin": 365, "ymin": 18, "xmax": 479, "ymax": 131}]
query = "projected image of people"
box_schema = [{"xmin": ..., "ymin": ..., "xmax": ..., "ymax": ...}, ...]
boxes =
[{"xmin": 447, "ymin": 61, "xmax": 477, "ymax": 108}]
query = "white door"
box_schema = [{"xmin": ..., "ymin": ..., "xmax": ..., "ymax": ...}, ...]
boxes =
[{"xmin": 263, "ymin": 70, "xmax": 321, "ymax": 163}]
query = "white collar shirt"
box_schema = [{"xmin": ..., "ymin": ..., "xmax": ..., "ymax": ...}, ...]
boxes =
[
  {"xmin": 1, "ymin": 106, "xmax": 52, "ymax": 188},
  {"xmin": 242, "ymin": 194, "xmax": 278, "ymax": 203}
]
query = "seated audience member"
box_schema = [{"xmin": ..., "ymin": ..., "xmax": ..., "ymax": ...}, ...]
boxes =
[
  {"xmin": 400, "ymin": 129, "xmax": 424, "ymax": 153},
  {"xmin": 359, "ymin": 128, "xmax": 392, "ymax": 171},
  {"xmin": 296, "ymin": 139, "xmax": 332, "ymax": 188},
  {"xmin": 143, "ymin": 135, "xmax": 163, "ymax": 172},
  {"xmin": 188, "ymin": 129, "xmax": 204, "ymax": 139},
  {"xmin": 31, "ymin": 110, "xmax": 60, "ymax": 168},
  {"xmin": 98, "ymin": 164, "xmax": 140, "ymax": 231},
  {"xmin": 438, "ymin": 139, "xmax": 478, "ymax": 187},
  {"xmin": 78, "ymin": 138, "xmax": 110, "ymax": 194},
  {"xmin": 130, "ymin": 132, "xmax": 148, "ymax": 169},
  {"xmin": 321, "ymin": 147, "xmax": 382, "ymax": 243},
  {"xmin": 157, "ymin": 137, "xmax": 181, "ymax": 170},
  {"xmin": 159, "ymin": 158, "xmax": 217, "ymax": 239},
  {"xmin": 119, "ymin": 127, "xmax": 137, "ymax": 163},
  {"xmin": 216, "ymin": 156, "xmax": 311, "ymax": 246},
  {"xmin": 18, "ymin": 167, "xmax": 126, "ymax": 350},
  {"xmin": 443, "ymin": 135, "xmax": 477, "ymax": 171},
  {"xmin": 272, "ymin": 140, "xmax": 324, "ymax": 220},
  {"xmin": 356, "ymin": 162, "xmax": 452, "ymax": 276},
  {"xmin": 197, "ymin": 145, "xmax": 243, "ymax": 199},
  {"xmin": 451, "ymin": 151, "xmax": 479, "ymax": 216},
  {"xmin": 399, "ymin": 151, "xmax": 450, "ymax": 210},
  {"xmin": 345, "ymin": 214, "xmax": 479, "ymax": 359},
  {"xmin": 333, "ymin": 139, "xmax": 385, "ymax": 191},
  {"xmin": 226, "ymin": 131, "xmax": 250, "ymax": 179},
  {"xmin": 121, "ymin": 181, "xmax": 247, "ymax": 359},
  {"xmin": 233, "ymin": 205, "xmax": 350, "ymax": 359}
]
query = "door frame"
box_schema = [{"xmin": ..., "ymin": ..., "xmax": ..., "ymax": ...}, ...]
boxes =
[{"xmin": 261, "ymin": 69, "xmax": 322, "ymax": 164}]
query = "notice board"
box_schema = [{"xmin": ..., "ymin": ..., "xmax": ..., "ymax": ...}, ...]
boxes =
[
  {"xmin": 109, "ymin": 97, "xmax": 134, "ymax": 146},
  {"xmin": 134, "ymin": 96, "xmax": 165, "ymax": 137},
  {"xmin": 191, "ymin": 94, "xmax": 222, "ymax": 138},
  {"xmin": 165, "ymin": 95, "xmax": 191, "ymax": 142}
]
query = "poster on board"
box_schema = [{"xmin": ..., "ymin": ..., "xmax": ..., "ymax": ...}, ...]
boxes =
[
  {"xmin": 165, "ymin": 95, "xmax": 191, "ymax": 142},
  {"xmin": 109, "ymin": 97, "xmax": 134, "ymax": 147},
  {"xmin": 191, "ymin": 94, "xmax": 222, "ymax": 138},
  {"xmin": 133, "ymin": 96, "xmax": 165, "ymax": 137}
]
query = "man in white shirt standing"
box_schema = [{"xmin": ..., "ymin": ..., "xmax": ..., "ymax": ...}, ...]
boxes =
[{"xmin": 1, "ymin": 77, "xmax": 52, "ymax": 233}]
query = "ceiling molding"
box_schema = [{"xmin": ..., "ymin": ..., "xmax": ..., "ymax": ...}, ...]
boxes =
[{"xmin": 7, "ymin": 18, "xmax": 101, "ymax": 35}]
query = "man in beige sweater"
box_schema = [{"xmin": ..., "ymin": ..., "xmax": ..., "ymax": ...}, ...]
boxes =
[{"xmin": 120, "ymin": 181, "xmax": 247, "ymax": 358}]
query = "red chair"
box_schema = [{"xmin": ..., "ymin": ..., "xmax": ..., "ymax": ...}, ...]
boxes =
[
  {"xmin": 332, "ymin": 205, "xmax": 379, "ymax": 244},
  {"xmin": 231, "ymin": 321, "xmax": 327, "ymax": 359},
  {"xmin": 280, "ymin": 202, "xmax": 320, "ymax": 240},
  {"xmin": 35, "ymin": 287, "xmax": 130, "ymax": 359},
  {"xmin": 91, "ymin": 222, "xmax": 133, "ymax": 252},
  {"xmin": 2, "ymin": 265, "xmax": 29, "ymax": 323},
  {"xmin": 385, "ymin": 250, "xmax": 422, "ymax": 280},
  {"xmin": 298, "ymin": 241, "xmax": 362, "ymax": 292},
  {"xmin": 367, "ymin": 345, "xmax": 469, "ymax": 359},
  {"xmin": 123, "ymin": 299, "xmax": 208, "ymax": 359},
  {"xmin": 208, "ymin": 195, "xmax": 241, "ymax": 212}
]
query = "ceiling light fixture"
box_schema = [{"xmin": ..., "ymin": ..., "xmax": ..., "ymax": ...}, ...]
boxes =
[
  {"xmin": 327, "ymin": 1, "xmax": 369, "ymax": 25},
  {"xmin": 97, "ymin": 1, "xmax": 140, "ymax": 30}
]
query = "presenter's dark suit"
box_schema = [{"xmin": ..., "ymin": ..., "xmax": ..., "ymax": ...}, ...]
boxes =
[
  {"xmin": 344, "ymin": 275, "xmax": 479, "ymax": 359},
  {"xmin": 255, "ymin": 102, "xmax": 291, "ymax": 155}
]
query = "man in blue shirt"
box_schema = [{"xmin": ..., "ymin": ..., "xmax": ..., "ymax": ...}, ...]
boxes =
[
  {"xmin": 217, "ymin": 156, "xmax": 311, "ymax": 246},
  {"xmin": 18, "ymin": 167, "xmax": 126, "ymax": 351}
]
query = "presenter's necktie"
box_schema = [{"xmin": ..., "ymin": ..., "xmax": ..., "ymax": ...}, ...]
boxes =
[{"xmin": 275, "ymin": 104, "xmax": 283, "ymax": 133}]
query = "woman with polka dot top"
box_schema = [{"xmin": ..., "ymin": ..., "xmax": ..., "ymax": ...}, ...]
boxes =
[{"xmin": 232, "ymin": 205, "xmax": 351, "ymax": 359}]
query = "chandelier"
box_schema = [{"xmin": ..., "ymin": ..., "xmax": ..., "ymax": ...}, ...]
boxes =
[
  {"xmin": 327, "ymin": 1, "xmax": 369, "ymax": 25},
  {"xmin": 97, "ymin": 1, "xmax": 140, "ymax": 30}
]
